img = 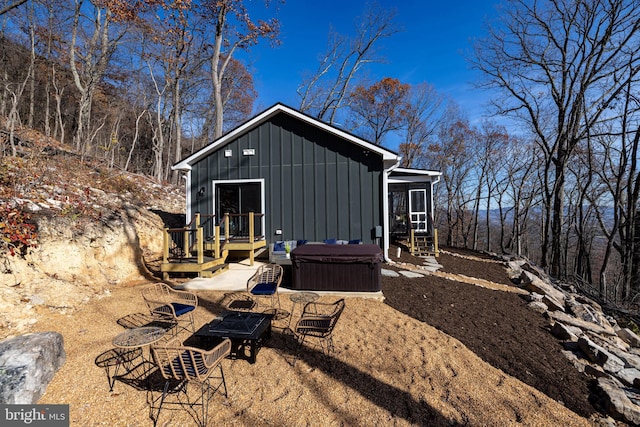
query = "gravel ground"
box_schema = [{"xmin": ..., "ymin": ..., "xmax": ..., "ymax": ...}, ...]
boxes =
[{"xmin": 31, "ymin": 248, "xmax": 597, "ymax": 426}]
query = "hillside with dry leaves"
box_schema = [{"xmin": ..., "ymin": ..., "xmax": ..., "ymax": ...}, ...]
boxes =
[{"xmin": 0, "ymin": 126, "xmax": 184, "ymax": 338}]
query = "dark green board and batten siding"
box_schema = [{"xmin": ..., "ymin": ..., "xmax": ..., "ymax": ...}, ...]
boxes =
[{"xmin": 190, "ymin": 112, "xmax": 383, "ymax": 245}]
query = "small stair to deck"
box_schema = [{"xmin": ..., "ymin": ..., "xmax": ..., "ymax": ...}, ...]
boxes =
[
  {"xmin": 200, "ymin": 263, "xmax": 229, "ymax": 278},
  {"xmin": 410, "ymin": 229, "xmax": 439, "ymax": 257}
]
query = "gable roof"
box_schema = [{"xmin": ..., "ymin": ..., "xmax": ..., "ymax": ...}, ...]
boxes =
[{"xmin": 172, "ymin": 103, "xmax": 400, "ymax": 171}]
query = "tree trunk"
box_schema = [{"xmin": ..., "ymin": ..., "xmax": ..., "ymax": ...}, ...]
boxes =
[{"xmin": 550, "ymin": 158, "xmax": 566, "ymax": 278}]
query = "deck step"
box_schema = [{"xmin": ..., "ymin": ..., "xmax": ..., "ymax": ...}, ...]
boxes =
[
  {"xmin": 254, "ymin": 247, "xmax": 268, "ymax": 257},
  {"xmin": 200, "ymin": 263, "xmax": 229, "ymax": 278}
]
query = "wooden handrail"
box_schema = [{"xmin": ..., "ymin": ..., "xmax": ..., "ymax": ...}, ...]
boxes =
[{"xmin": 162, "ymin": 212, "xmax": 264, "ymax": 266}]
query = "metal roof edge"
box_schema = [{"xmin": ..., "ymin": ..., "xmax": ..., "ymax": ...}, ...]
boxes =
[{"xmin": 391, "ymin": 167, "xmax": 442, "ymax": 176}]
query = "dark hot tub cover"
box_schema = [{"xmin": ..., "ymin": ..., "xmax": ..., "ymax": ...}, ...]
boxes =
[
  {"xmin": 291, "ymin": 244, "xmax": 383, "ymax": 264},
  {"xmin": 291, "ymin": 244, "xmax": 383, "ymax": 292}
]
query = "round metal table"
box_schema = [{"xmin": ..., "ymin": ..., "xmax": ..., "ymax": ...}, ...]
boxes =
[
  {"xmin": 95, "ymin": 347, "xmax": 142, "ymax": 391},
  {"xmin": 112, "ymin": 326, "xmax": 167, "ymax": 366},
  {"xmin": 288, "ymin": 291, "xmax": 320, "ymax": 327}
]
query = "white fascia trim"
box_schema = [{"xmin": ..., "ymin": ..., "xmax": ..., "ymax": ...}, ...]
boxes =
[
  {"xmin": 392, "ymin": 167, "xmax": 442, "ymax": 175},
  {"xmin": 172, "ymin": 104, "xmax": 400, "ymax": 171},
  {"xmin": 172, "ymin": 106, "xmax": 281, "ymax": 171},
  {"xmin": 282, "ymin": 107, "xmax": 399, "ymax": 163}
]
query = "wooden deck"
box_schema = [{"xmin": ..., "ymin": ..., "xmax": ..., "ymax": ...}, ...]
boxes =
[{"xmin": 160, "ymin": 213, "xmax": 265, "ymax": 279}]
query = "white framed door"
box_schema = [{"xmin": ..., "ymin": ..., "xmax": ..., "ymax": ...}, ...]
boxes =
[
  {"xmin": 409, "ymin": 189, "xmax": 427, "ymax": 231},
  {"xmin": 212, "ymin": 179, "xmax": 265, "ymax": 238}
]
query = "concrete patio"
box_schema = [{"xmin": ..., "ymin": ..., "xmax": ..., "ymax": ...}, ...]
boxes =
[{"xmin": 174, "ymin": 259, "xmax": 385, "ymax": 300}]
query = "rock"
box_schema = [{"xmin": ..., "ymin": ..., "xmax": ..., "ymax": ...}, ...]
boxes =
[
  {"xmin": 548, "ymin": 311, "xmax": 617, "ymax": 336},
  {"xmin": 562, "ymin": 349, "xmax": 587, "ymax": 372},
  {"xmin": 566, "ymin": 296, "xmax": 614, "ymax": 331},
  {"xmin": 596, "ymin": 377, "xmax": 640, "ymax": 425},
  {"xmin": 519, "ymin": 271, "xmax": 566, "ymax": 311},
  {"xmin": 608, "ymin": 347, "xmax": 640, "ymax": 371},
  {"xmin": 578, "ymin": 337, "xmax": 625, "ymax": 373},
  {"xmin": 616, "ymin": 368, "xmax": 640, "ymax": 387},
  {"xmin": 527, "ymin": 300, "xmax": 548, "ymax": 314},
  {"xmin": 585, "ymin": 364, "xmax": 607, "ymax": 378},
  {"xmin": 523, "ymin": 292, "xmax": 544, "ymax": 302},
  {"xmin": 551, "ymin": 322, "xmax": 580, "ymax": 341},
  {"xmin": 617, "ymin": 328, "xmax": 640, "ymax": 348},
  {"xmin": 591, "ymin": 415, "xmax": 618, "ymax": 427},
  {"xmin": 398, "ymin": 270, "xmax": 424, "ymax": 278},
  {"xmin": 381, "ymin": 268, "xmax": 400, "ymax": 277},
  {"xmin": 563, "ymin": 341, "xmax": 580, "ymax": 351},
  {"xmin": 506, "ymin": 259, "xmax": 526, "ymax": 278},
  {"xmin": 542, "ymin": 294, "xmax": 565, "ymax": 311},
  {"xmin": 0, "ymin": 332, "xmax": 65, "ymax": 404}
]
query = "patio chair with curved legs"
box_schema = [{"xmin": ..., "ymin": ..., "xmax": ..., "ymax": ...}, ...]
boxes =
[
  {"xmin": 150, "ymin": 339, "xmax": 231, "ymax": 427},
  {"xmin": 293, "ymin": 298, "xmax": 345, "ymax": 366},
  {"xmin": 247, "ymin": 264, "xmax": 283, "ymax": 311},
  {"xmin": 142, "ymin": 283, "xmax": 198, "ymax": 335}
]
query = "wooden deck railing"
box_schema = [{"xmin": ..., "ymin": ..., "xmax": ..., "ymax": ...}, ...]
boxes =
[
  {"xmin": 162, "ymin": 212, "xmax": 264, "ymax": 265},
  {"xmin": 223, "ymin": 212, "xmax": 264, "ymax": 241}
]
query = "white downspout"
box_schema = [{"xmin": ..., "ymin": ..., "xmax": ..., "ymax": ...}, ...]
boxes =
[
  {"xmin": 382, "ymin": 159, "xmax": 401, "ymax": 262},
  {"xmin": 184, "ymin": 171, "xmax": 192, "ymax": 223},
  {"xmin": 430, "ymin": 173, "xmax": 441, "ymax": 235}
]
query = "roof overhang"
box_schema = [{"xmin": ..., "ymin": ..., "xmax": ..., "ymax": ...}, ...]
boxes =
[
  {"xmin": 173, "ymin": 103, "xmax": 400, "ymax": 171},
  {"xmin": 388, "ymin": 167, "xmax": 442, "ymax": 183}
]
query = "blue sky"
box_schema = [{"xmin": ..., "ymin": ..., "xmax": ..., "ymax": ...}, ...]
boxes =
[{"xmin": 246, "ymin": 0, "xmax": 501, "ymax": 123}]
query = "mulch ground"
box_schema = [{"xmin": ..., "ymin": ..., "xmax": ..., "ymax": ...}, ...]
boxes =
[{"xmin": 383, "ymin": 245, "xmax": 596, "ymax": 418}]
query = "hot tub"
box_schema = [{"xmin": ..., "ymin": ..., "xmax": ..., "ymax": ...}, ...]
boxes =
[{"xmin": 291, "ymin": 244, "xmax": 383, "ymax": 292}]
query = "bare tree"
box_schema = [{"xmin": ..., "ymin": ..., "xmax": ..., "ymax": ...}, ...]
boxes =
[
  {"xmin": 199, "ymin": 0, "xmax": 280, "ymax": 138},
  {"xmin": 427, "ymin": 105, "xmax": 477, "ymax": 247},
  {"xmin": 68, "ymin": 0, "xmax": 122, "ymax": 155},
  {"xmin": 298, "ymin": 4, "xmax": 398, "ymax": 125},
  {"xmin": 398, "ymin": 82, "xmax": 445, "ymax": 168},
  {"xmin": 472, "ymin": 0, "xmax": 640, "ymax": 278},
  {"xmin": 0, "ymin": 0, "xmax": 28, "ymax": 16},
  {"xmin": 347, "ymin": 77, "xmax": 408, "ymax": 145},
  {"xmin": 501, "ymin": 138, "xmax": 541, "ymax": 257},
  {"xmin": 471, "ymin": 120, "xmax": 510, "ymax": 252},
  {"xmin": 199, "ymin": 56, "xmax": 257, "ymax": 143}
]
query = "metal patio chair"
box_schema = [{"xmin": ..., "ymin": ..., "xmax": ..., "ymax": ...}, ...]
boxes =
[
  {"xmin": 246, "ymin": 263, "xmax": 283, "ymax": 311},
  {"xmin": 293, "ymin": 298, "xmax": 345, "ymax": 366},
  {"xmin": 150, "ymin": 339, "xmax": 231, "ymax": 427},
  {"xmin": 142, "ymin": 283, "xmax": 198, "ymax": 335}
]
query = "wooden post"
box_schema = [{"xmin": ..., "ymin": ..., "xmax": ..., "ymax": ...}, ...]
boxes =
[
  {"xmin": 183, "ymin": 228, "xmax": 190, "ymax": 258},
  {"xmin": 162, "ymin": 228, "xmax": 170, "ymax": 280},
  {"xmin": 162, "ymin": 228, "xmax": 169, "ymax": 263},
  {"xmin": 434, "ymin": 228, "xmax": 439, "ymax": 257},
  {"xmin": 410, "ymin": 228, "xmax": 415, "ymax": 256},
  {"xmin": 248, "ymin": 212, "xmax": 255, "ymax": 266},
  {"xmin": 224, "ymin": 214, "xmax": 230, "ymax": 241},
  {"xmin": 197, "ymin": 226, "xmax": 204, "ymax": 265},
  {"xmin": 214, "ymin": 225, "xmax": 221, "ymax": 259}
]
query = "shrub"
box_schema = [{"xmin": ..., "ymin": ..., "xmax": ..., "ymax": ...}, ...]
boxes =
[{"xmin": 0, "ymin": 204, "xmax": 38, "ymax": 257}]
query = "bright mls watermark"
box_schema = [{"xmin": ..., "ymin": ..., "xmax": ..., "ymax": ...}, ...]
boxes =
[{"xmin": 1, "ymin": 405, "xmax": 69, "ymax": 426}]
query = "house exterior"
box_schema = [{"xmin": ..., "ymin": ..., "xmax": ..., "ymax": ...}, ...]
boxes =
[{"xmin": 172, "ymin": 103, "xmax": 441, "ymax": 261}]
